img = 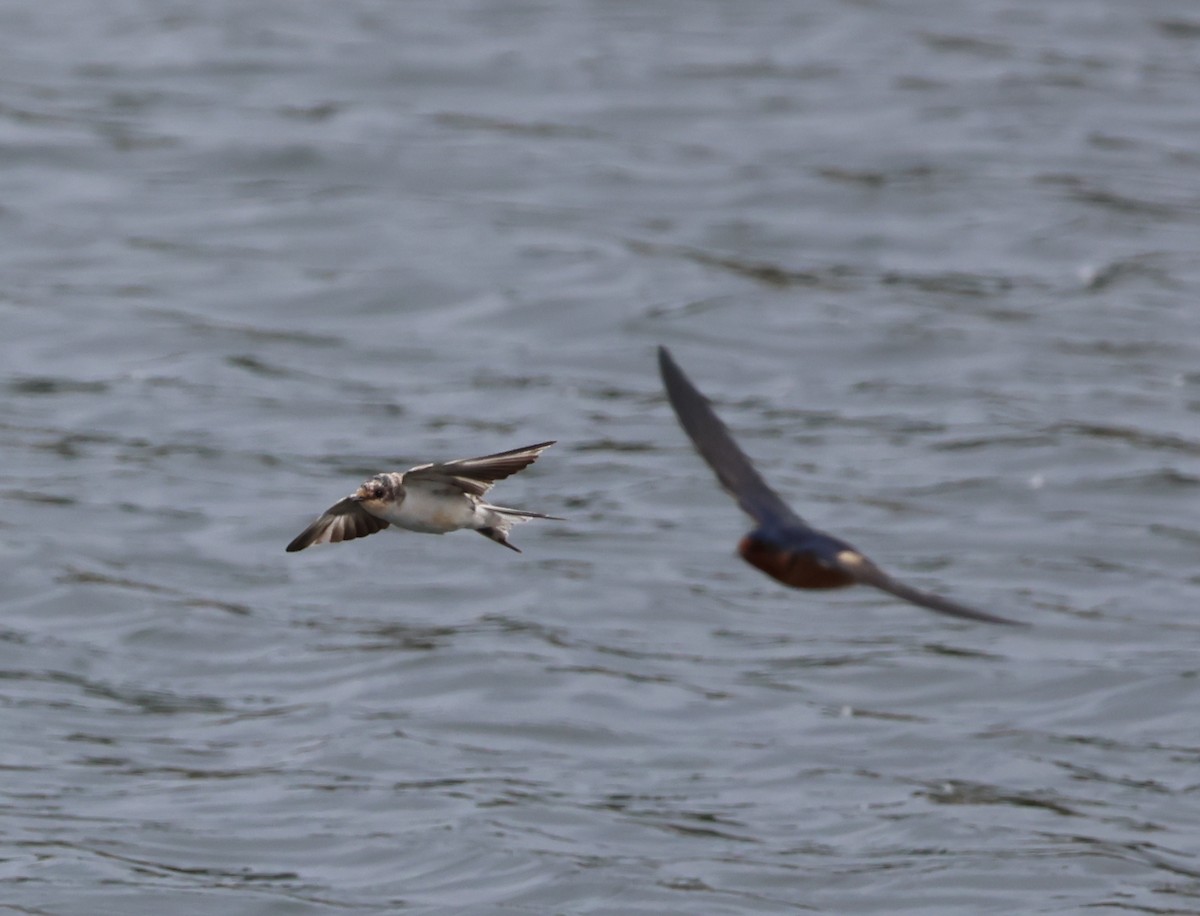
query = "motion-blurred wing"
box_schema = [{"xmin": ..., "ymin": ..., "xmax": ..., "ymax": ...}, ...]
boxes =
[
  {"xmin": 658, "ymin": 346, "xmax": 805, "ymax": 527},
  {"xmin": 833, "ymin": 548, "xmax": 1025, "ymax": 626}
]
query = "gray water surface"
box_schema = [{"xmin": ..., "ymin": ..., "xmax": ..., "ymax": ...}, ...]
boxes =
[{"xmin": 2, "ymin": 1, "xmax": 1199, "ymax": 913}]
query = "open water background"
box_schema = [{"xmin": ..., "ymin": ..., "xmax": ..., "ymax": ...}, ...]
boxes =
[{"xmin": 2, "ymin": 1, "xmax": 1199, "ymax": 913}]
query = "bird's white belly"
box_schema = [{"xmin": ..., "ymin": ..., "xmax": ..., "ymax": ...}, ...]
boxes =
[{"xmin": 378, "ymin": 488, "xmax": 479, "ymax": 533}]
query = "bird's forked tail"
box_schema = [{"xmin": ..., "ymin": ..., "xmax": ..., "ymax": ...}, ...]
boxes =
[{"xmin": 476, "ymin": 504, "xmax": 563, "ymax": 552}]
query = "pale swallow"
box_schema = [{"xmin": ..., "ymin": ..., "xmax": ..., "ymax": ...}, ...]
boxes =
[
  {"xmin": 658, "ymin": 346, "xmax": 1024, "ymax": 625},
  {"xmin": 286, "ymin": 441, "xmax": 561, "ymax": 554}
]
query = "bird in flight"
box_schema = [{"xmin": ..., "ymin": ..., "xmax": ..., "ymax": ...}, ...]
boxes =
[
  {"xmin": 658, "ymin": 346, "xmax": 1023, "ymax": 625},
  {"xmin": 286, "ymin": 441, "xmax": 561, "ymax": 554}
]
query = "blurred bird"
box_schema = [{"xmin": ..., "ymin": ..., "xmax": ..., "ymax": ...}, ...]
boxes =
[
  {"xmin": 287, "ymin": 441, "xmax": 561, "ymax": 554},
  {"xmin": 658, "ymin": 346, "xmax": 1023, "ymax": 625}
]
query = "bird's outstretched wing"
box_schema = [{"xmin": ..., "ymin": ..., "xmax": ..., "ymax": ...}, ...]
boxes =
[
  {"xmin": 286, "ymin": 497, "xmax": 390, "ymax": 552},
  {"xmin": 658, "ymin": 346, "xmax": 805, "ymax": 527},
  {"xmin": 832, "ymin": 548, "xmax": 1025, "ymax": 626},
  {"xmin": 405, "ymin": 441, "xmax": 556, "ymax": 497}
]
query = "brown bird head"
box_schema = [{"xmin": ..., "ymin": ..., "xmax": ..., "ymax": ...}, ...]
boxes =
[{"xmin": 352, "ymin": 474, "xmax": 403, "ymax": 505}]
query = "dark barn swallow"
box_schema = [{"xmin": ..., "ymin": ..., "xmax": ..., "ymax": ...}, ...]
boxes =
[
  {"xmin": 658, "ymin": 346, "xmax": 1023, "ymax": 625},
  {"xmin": 287, "ymin": 441, "xmax": 561, "ymax": 554}
]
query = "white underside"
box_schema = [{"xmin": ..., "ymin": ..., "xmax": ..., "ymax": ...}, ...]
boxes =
[{"xmin": 374, "ymin": 488, "xmax": 490, "ymax": 533}]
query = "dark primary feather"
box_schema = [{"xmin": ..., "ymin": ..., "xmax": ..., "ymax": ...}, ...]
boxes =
[
  {"xmin": 835, "ymin": 551, "xmax": 1026, "ymax": 626},
  {"xmin": 285, "ymin": 498, "xmax": 390, "ymax": 552},
  {"xmin": 405, "ymin": 441, "xmax": 557, "ymax": 497},
  {"xmin": 658, "ymin": 347, "xmax": 803, "ymax": 527}
]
